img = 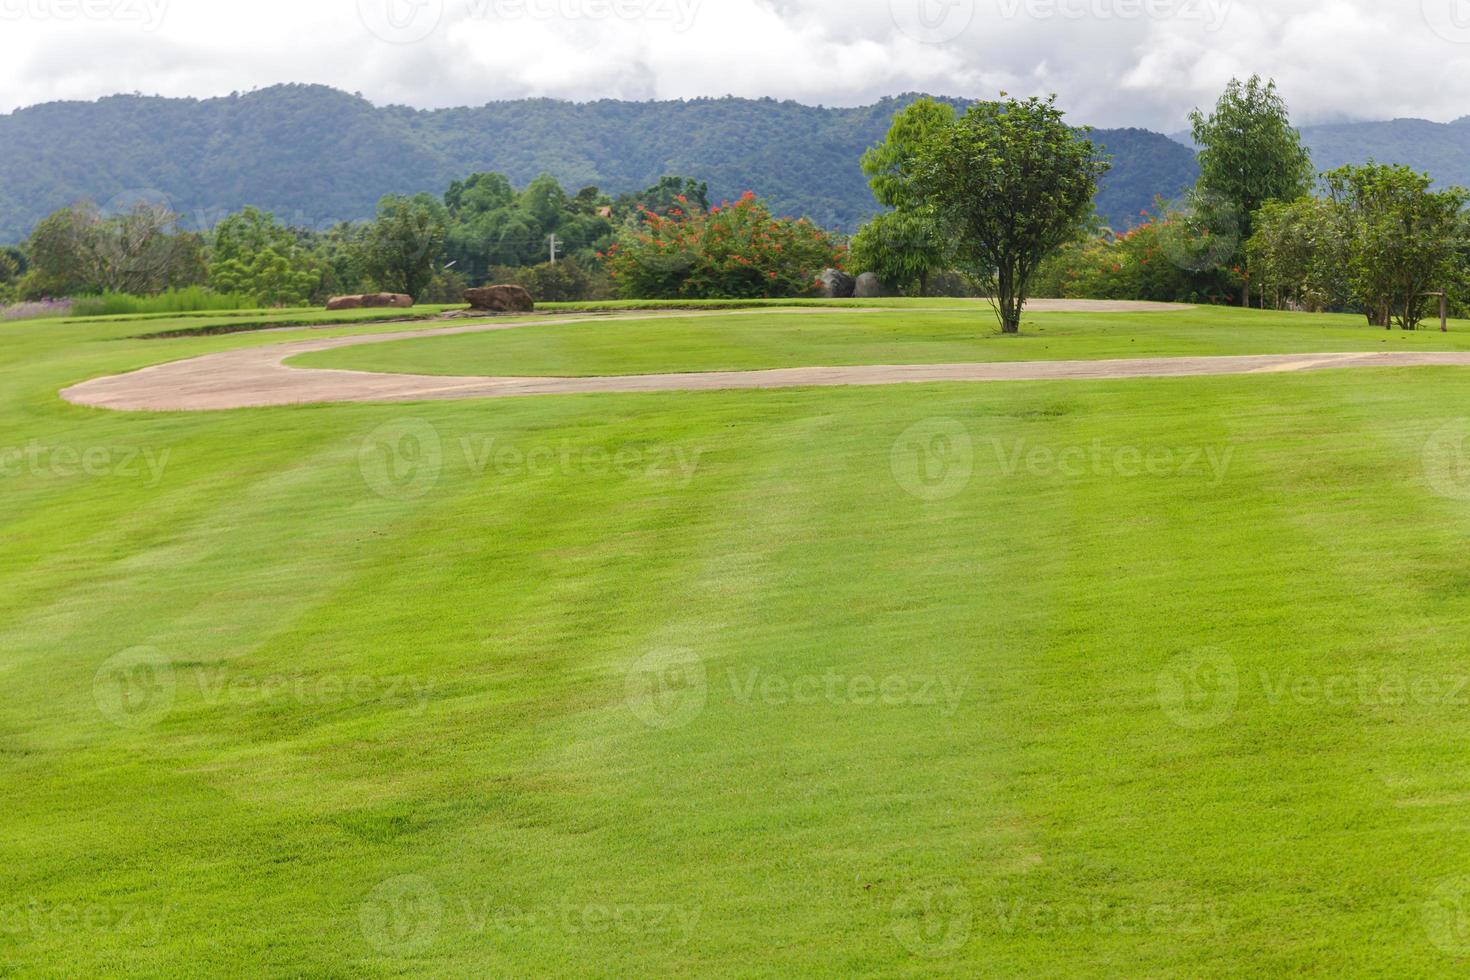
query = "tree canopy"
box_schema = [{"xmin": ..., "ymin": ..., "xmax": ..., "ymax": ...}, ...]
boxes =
[{"xmin": 912, "ymin": 96, "xmax": 1109, "ymax": 332}]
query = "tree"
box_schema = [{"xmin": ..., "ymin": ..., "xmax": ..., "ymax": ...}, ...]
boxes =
[
  {"xmin": 22, "ymin": 202, "xmax": 205, "ymax": 298},
  {"xmin": 1189, "ymin": 76, "xmax": 1314, "ymax": 306},
  {"xmin": 605, "ymin": 192, "xmax": 843, "ymax": 300},
  {"xmin": 861, "ymin": 97, "xmax": 956, "ymax": 210},
  {"xmin": 362, "ymin": 194, "xmax": 448, "ymax": 300},
  {"xmin": 911, "ymin": 95, "xmax": 1109, "ymax": 333},
  {"xmin": 853, "ymin": 97, "xmax": 956, "ymax": 294},
  {"xmin": 207, "ymin": 207, "xmax": 320, "ymax": 306},
  {"xmin": 1245, "ymin": 197, "xmax": 1349, "ymax": 312},
  {"xmin": 1324, "ymin": 164, "xmax": 1468, "ymax": 330},
  {"xmin": 849, "ymin": 210, "xmax": 946, "ymax": 295},
  {"xmin": 613, "ymin": 177, "xmax": 710, "ymax": 223}
]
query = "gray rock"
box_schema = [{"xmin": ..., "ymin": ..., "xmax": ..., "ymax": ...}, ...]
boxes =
[
  {"xmin": 853, "ymin": 272, "xmax": 888, "ymax": 298},
  {"xmin": 819, "ymin": 268, "xmax": 856, "ymax": 299}
]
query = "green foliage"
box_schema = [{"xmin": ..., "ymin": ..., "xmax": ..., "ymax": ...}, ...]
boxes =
[
  {"xmin": 853, "ymin": 98, "xmax": 956, "ymax": 294},
  {"xmin": 605, "ymin": 192, "xmax": 843, "ymax": 299},
  {"xmin": 1245, "ymin": 197, "xmax": 1351, "ymax": 312},
  {"xmin": 849, "ymin": 210, "xmax": 947, "ymax": 295},
  {"xmin": 0, "ymin": 86, "xmax": 1198, "ymax": 242},
  {"xmin": 1324, "ymin": 163, "xmax": 1469, "ymax": 330},
  {"xmin": 1034, "ymin": 216, "xmax": 1239, "ymax": 304},
  {"xmin": 487, "ymin": 258, "xmax": 613, "ymax": 303},
  {"xmin": 1190, "ymin": 76, "xmax": 1314, "ymax": 299},
  {"xmin": 860, "ymin": 97, "xmax": 956, "ymax": 210},
  {"xmin": 0, "ymin": 251, "xmax": 17, "ymax": 305},
  {"xmin": 69, "ymin": 287, "xmax": 261, "ymax": 317},
  {"xmin": 444, "ymin": 172, "xmax": 617, "ymax": 281},
  {"xmin": 362, "ymin": 194, "xmax": 449, "ymax": 301},
  {"xmin": 207, "ymin": 208, "xmax": 321, "ymax": 306},
  {"xmin": 304, "ymin": 222, "xmax": 371, "ymax": 300},
  {"xmin": 613, "ymin": 176, "xmax": 711, "ymax": 222},
  {"xmin": 22, "ymin": 202, "xmax": 206, "ymax": 299},
  {"xmin": 912, "ymin": 95, "xmax": 1110, "ymax": 332}
]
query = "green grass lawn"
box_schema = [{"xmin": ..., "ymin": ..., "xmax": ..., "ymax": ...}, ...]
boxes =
[
  {"xmin": 294, "ymin": 305, "xmax": 1470, "ymax": 377},
  {"xmin": 6, "ymin": 303, "xmax": 1470, "ymax": 975}
]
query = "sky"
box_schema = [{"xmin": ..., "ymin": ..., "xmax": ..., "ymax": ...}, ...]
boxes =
[{"xmin": 2, "ymin": 0, "xmax": 1470, "ymax": 130}]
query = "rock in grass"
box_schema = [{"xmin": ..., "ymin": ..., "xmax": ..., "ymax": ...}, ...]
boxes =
[
  {"xmin": 819, "ymin": 268, "xmax": 856, "ymax": 299},
  {"xmin": 464, "ymin": 285, "xmax": 536, "ymax": 314},
  {"xmin": 853, "ymin": 273, "xmax": 890, "ymax": 299},
  {"xmin": 325, "ymin": 293, "xmax": 413, "ymax": 311}
]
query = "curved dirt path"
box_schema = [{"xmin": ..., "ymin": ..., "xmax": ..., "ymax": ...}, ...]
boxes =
[{"xmin": 59, "ymin": 303, "xmax": 1470, "ymax": 412}]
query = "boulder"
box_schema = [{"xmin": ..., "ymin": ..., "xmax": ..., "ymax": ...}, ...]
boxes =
[
  {"xmin": 853, "ymin": 272, "xmax": 888, "ymax": 298},
  {"xmin": 819, "ymin": 268, "xmax": 856, "ymax": 299},
  {"xmin": 325, "ymin": 293, "xmax": 413, "ymax": 311},
  {"xmin": 465, "ymin": 285, "xmax": 535, "ymax": 314}
]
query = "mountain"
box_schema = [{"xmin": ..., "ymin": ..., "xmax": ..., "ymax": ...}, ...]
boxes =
[
  {"xmin": 0, "ymin": 85, "xmax": 1200, "ymax": 242},
  {"xmin": 1299, "ymin": 117, "xmax": 1470, "ymax": 186}
]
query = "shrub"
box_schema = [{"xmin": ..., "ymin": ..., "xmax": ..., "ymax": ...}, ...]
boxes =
[
  {"xmin": 605, "ymin": 192, "xmax": 843, "ymax": 300},
  {"xmin": 69, "ymin": 287, "xmax": 263, "ymax": 317},
  {"xmin": 485, "ymin": 258, "xmax": 613, "ymax": 303},
  {"xmin": 1033, "ymin": 213, "xmax": 1240, "ymax": 305}
]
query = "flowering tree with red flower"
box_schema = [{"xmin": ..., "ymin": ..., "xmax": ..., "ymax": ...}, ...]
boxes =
[{"xmin": 605, "ymin": 192, "xmax": 844, "ymax": 299}]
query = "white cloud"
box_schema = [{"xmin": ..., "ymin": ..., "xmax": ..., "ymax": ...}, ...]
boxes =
[{"xmin": 1, "ymin": 0, "xmax": 1469, "ymax": 129}]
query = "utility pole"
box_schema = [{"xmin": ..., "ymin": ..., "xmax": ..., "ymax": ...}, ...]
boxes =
[{"xmin": 548, "ymin": 234, "xmax": 561, "ymax": 266}]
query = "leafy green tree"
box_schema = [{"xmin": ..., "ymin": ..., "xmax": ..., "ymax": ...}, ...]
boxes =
[
  {"xmin": 1324, "ymin": 164, "xmax": 1468, "ymax": 330},
  {"xmin": 853, "ymin": 97, "xmax": 956, "ymax": 294},
  {"xmin": 0, "ymin": 250, "xmax": 17, "ymax": 305},
  {"xmin": 1245, "ymin": 197, "xmax": 1350, "ymax": 312},
  {"xmin": 444, "ymin": 172, "xmax": 614, "ymax": 281},
  {"xmin": 302, "ymin": 221, "xmax": 371, "ymax": 302},
  {"xmin": 911, "ymin": 96, "xmax": 1109, "ymax": 333},
  {"xmin": 22, "ymin": 202, "xmax": 205, "ymax": 298},
  {"xmin": 613, "ymin": 177, "xmax": 710, "ymax": 223},
  {"xmin": 849, "ymin": 210, "xmax": 946, "ymax": 295},
  {"xmin": 861, "ymin": 97, "xmax": 956, "ymax": 210},
  {"xmin": 1189, "ymin": 76, "xmax": 1314, "ymax": 306},
  {"xmin": 362, "ymin": 194, "xmax": 449, "ymax": 300},
  {"xmin": 207, "ymin": 207, "xmax": 320, "ymax": 305}
]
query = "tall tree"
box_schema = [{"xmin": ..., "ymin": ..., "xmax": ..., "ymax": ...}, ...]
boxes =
[
  {"xmin": 912, "ymin": 95, "xmax": 1108, "ymax": 333},
  {"xmin": 1189, "ymin": 76, "xmax": 1314, "ymax": 306},
  {"xmin": 1244, "ymin": 197, "xmax": 1350, "ymax": 312},
  {"xmin": 1324, "ymin": 164, "xmax": 1468, "ymax": 330},
  {"xmin": 854, "ymin": 97, "xmax": 956, "ymax": 295},
  {"xmin": 362, "ymin": 194, "xmax": 448, "ymax": 300},
  {"xmin": 23, "ymin": 202, "xmax": 204, "ymax": 297},
  {"xmin": 207, "ymin": 207, "xmax": 320, "ymax": 306}
]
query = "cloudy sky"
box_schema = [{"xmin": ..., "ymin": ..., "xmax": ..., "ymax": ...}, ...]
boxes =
[{"xmin": 2, "ymin": 0, "xmax": 1469, "ymax": 130}]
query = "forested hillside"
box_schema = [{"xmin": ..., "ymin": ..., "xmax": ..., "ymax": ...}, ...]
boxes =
[
  {"xmin": 0, "ymin": 85, "xmax": 1199, "ymax": 241},
  {"xmin": 1299, "ymin": 117, "xmax": 1470, "ymax": 186}
]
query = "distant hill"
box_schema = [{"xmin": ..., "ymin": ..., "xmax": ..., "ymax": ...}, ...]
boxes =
[
  {"xmin": 0, "ymin": 85, "xmax": 1199, "ymax": 242},
  {"xmin": 1168, "ymin": 117, "xmax": 1470, "ymax": 192},
  {"xmin": 1298, "ymin": 118, "xmax": 1470, "ymax": 186}
]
